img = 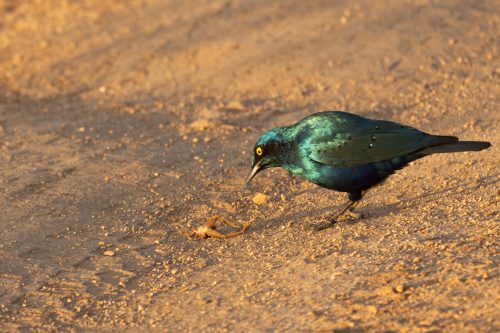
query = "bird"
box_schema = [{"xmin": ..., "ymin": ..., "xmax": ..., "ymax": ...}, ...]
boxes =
[{"xmin": 246, "ymin": 111, "xmax": 491, "ymax": 230}]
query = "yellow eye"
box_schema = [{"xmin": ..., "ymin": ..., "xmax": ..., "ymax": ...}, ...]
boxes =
[{"xmin": 256, "ymin": 146, "xmax": 263, "ymax": 156}]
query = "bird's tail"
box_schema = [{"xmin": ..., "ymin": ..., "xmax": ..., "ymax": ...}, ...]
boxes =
[{"xmin": 420, "ymin": 135, "xmax": 491, "ymax": 155}]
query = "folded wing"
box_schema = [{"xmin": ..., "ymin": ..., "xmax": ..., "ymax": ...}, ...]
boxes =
[{"xmin": 301, "ymin": 112, "xmax": 456, "ymax": 167}]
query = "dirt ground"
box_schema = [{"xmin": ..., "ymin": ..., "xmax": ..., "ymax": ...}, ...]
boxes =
[{"xmin": 0, "ymin": 0, "xmax": 499, "ymax": 331}]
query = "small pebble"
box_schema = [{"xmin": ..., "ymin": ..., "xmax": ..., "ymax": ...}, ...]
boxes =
[
  {"xmin": 226, "ymin": 100, "xmax": 245, "ymax": 110},
  {"xmin": 104, "ymin": 250, "xmax": 115, "ymax": 256},
  {"xmin": 252, "ymin": 192, "xmax": 268, "ymax": 205}
]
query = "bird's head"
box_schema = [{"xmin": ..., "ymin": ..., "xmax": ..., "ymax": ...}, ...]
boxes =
[{"xmin": 246, "ymin": 128, "xmax": 285, "ymax": 184}]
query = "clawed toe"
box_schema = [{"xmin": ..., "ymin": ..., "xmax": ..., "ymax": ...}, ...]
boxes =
[
  {"xmin": 312, "ymin": 221, "xmax": 336, "ymax": 232},
  {"xmin": 346, "ymin": 210, "xmax": 364, "ymax": 219}
]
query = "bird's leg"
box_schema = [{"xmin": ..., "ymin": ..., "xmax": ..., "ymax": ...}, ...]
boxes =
[
  {"xmin": 314, "ymin": 190, "xmax": 366, "ymax": 231},
  {"xmin": 345, "ymin": 201, "xmax": 364, "ymax": 219},
  {"xmin": 345, "ymin": 189, "xmax": 368, "ymax": 219},
  {"xmin": 314, "ymin": 200, "xmax": 358, "ymax": 231}
]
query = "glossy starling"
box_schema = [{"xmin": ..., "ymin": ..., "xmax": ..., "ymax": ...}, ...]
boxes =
[{"xmin": 246, "ymin": 111, "xmax": 491, "ymax": 230}]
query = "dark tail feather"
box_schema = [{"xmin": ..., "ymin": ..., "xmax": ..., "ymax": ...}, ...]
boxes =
[{"xmin": 420, "ymin": 140, "xmax": 491, "ymax": 155}]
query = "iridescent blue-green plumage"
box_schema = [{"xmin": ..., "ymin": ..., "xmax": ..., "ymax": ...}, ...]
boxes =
[{"xmin": 247, "ymin": 111, "xmax": 491, "ymax": 225}]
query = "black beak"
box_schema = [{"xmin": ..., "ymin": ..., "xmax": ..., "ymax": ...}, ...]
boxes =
[{"xmin": 245, "ymin": 160, "xmax": 263, "ymax": 184}]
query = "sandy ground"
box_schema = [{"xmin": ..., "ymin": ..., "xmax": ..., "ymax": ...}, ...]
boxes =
[{"xmin": 0, "ymin": 0, "xmax": 499, "ymax": 331}]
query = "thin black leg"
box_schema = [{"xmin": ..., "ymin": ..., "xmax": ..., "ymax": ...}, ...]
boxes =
[
  {"xmin": 313, "ymin": 190, "xmax": 366, "ymax": 231},
  {"xmin": 314, "ymin": 200, "xmax": 358, "ymax": 231}
]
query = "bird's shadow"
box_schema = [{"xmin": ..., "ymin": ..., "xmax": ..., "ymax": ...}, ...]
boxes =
[{"xmin": 248, "ymin": 174, "xmax": 498, "ymax": 233}]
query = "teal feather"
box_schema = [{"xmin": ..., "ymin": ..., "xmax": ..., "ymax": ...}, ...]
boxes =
[{"xmin": 248, "ymin": 111, "xmax": 491, "ymax": 198}]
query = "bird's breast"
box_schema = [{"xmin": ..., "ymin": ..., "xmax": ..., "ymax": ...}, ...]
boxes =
[{"xmin": 283, "ymin": 153, "xmax": 410, "ymax": 193}]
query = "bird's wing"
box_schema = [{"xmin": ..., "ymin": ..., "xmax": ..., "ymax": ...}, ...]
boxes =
[{"xmin": 303, "ymin": 114, "xmax": 431, "ymax": 167}]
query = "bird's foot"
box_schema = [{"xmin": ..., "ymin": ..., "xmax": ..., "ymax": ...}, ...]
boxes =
[
  {"xmin": 312, "ymin": 210, "xmax": 365, "ymax": 232},
  {"xmin": 345, "ymin": 210, "xmax": 364, "ymax": 220},
  {"xmin": 312, "ymin": 221, "xmax": 336, "ymax": 232}
]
